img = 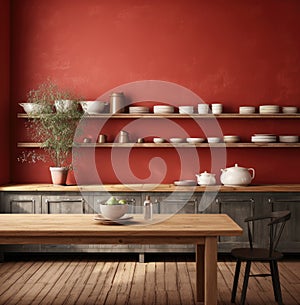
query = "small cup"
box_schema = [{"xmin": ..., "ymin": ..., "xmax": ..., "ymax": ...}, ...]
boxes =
[
  {"xmin": 98, "ymin": 134, "xmax": 107, "ymax": 143},
  {"xmin": 83, "ymin": 137, "xmax": 92, "ymax": 143},
  {"xmin": 198, "ymin": 104, "xmax": 209, "ymax": 114},
  {"xmin": 211, "ymin": 103, "xmax": 223, "ymax": 114}
]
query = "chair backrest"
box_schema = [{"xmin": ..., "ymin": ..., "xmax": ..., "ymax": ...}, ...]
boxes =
[{"xmin": 245, "ymin": 210, "xmax": 291, "ymax": 256}]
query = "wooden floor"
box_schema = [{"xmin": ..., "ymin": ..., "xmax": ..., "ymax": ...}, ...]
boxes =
[{"xmin": 0, "ymin": 253, "xmax": 299, "ymax": 305}]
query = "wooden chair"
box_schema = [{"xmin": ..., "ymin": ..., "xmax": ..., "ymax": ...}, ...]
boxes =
[{"xmin": 231, "ymin": 210, "xmax": 291, "ymax": 305}]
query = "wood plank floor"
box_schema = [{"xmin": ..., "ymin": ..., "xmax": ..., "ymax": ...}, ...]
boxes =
[{"xmin": 0, "ymin": 253, "xmax": 299, "ymax": 305}]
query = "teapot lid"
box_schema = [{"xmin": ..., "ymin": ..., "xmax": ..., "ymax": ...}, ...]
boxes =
[{"xmin": 200, "ymin": 171, "xmax": 215, "ymax": 176}]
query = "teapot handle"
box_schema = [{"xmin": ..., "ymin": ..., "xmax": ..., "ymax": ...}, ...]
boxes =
[{"xmin": 248, "ymin": 168, "xmax": 255, "ymax": 179}]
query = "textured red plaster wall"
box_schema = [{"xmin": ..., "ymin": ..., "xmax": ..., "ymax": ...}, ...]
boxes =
[
  {"xmin": 0, "ymin": 0, "xmax": 10, "ymax": 184},
  {"xmin": 10, "ymin": 0, "xmax": 300, "ymax": 184}
]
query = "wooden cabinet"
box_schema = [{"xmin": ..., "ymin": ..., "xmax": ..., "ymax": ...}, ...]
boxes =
[{"xmin": 0, "ymin": 186, "xmax": 299, "ymax": 254}]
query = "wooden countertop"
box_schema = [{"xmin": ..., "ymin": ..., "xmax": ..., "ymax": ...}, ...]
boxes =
[{"xmin": 0, "ymin": 184, "xmax": 300, "ymax": 192}]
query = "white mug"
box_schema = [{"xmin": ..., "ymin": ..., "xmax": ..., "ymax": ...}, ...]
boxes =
[{"xmin": 198, "ymin": 104, "xmax": 209, "ymax": 114}]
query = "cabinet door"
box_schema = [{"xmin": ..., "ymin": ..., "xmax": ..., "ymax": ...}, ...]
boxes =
[
  {"xmin": 0, "ymin": 193, "xmax": 41, "ymax": 214},
  {"xmin": 215, "ymin": 193, "xmax": 257, "ymax": 252},
  {"xmin": 0, "ymin": 193, "xmax": 42, "ymax": 252},
  {"xmin": 42, "ymin": 194, "xmax": 92, "ymax": 214},
  {"xmin": 266, "ymin": 193, "xmax": 300, "ymax": 252}
]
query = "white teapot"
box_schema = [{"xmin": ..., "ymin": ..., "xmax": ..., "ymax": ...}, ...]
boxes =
[
  {"xmin": 220, "ymin": 164, "xmax": 255, "ymax": 186},
  {"xmin": 195, "ymin": 171, "xmax": 216, "ymax": 186}
]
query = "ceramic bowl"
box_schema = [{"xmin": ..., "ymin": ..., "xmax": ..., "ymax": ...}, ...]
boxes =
[
  {"xmin": 179, "ymin": 106, "xmax": 194, "ymax": 114},
  {"xmin": 55, "ymin": 100, "xmax": 77, "ymax": 113},
  {"xmin": 80, "ymin": 101, "xmax": 107, "ymax": 114},
  {"xmin": 153, "ymin": 137, "xmax": 165, "ymax": 143},
  {"xmin": 279, "ymin": 135, "xmax": 299, "ymax": 143},
  {"xmin": 170, "ymin": 138, "xmax": 186, "ymax": 143},
  {"xmin": 282, "ymin": 106, "xmax": 298, "ymax": 114},
  {"xmin": 19, "ymin": 103, "xmax": 45, "ymax": 114},
  {"xmin": 100, "ymin": 204, "xmax": 129, "ymax": 220},
  {"xmin": 186, "ymin": 137, "xmax": 205, "ymax": 144},
  {"xmin": 207, "ymin": 137, "xmax": 222, "ymax": 143}
]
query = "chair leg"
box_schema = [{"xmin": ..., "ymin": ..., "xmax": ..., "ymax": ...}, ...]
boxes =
[
  {"xmin": 240, "ymin": 261, "xmax": 251, "ymax": 305},
  {"xmin": 272, "ymin": 261, "xmax": 283, "ymax": 305},
  {"xmin": 231, "ymin": 259, "xmax": 241, "ymax": 303},
  {"xmin": 270, "ymin": 261, "xmax": 278, "ymax": 301}
]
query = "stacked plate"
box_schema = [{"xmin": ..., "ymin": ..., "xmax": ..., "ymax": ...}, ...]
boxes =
[
  {"xmin": 279, "ymin": 135, "xmax": 299, "ymax": 143},
  {"xmin": 153, "ymin": 105, "xmax": 174, "ymax": 114},
  {"xmin": 223, "ymin": 135, "xmax": 240, "ymax": 143},
  {"xmin": 259, "ymin": 105, "xmax": 280, "ymax": 114},
  {"xmin": 251, "ymin": 134, "xmax": 277, "ymax": 143},
  {"xmin": 129, "ymin": 106, "xmax": 149, "ymax": 114},
  {"xmin": 239, "ymin": 106, "xmax": 255, "ymax": 114},
  {"xmin": 170, "ymin": 138, "xmax": 185, "ymax": 143}
]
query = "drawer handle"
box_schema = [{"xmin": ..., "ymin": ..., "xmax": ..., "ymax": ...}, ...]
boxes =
[{"xmin": 268, "ymin": 198, "xmax": 300, "ymax": 204}]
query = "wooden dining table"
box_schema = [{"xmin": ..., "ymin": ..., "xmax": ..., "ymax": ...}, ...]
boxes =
[{"xmin": 0, "ymin": 213, "xmax": 242, "ymax": 305}]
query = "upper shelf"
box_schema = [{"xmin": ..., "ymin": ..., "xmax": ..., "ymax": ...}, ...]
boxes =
[
  {"xmin": 17, "ymin": 113, "xmax": 300, "ymax": 119},
  {"xmin": 17, "ymin": 142, "xmax": 300, "ymax": 148}
]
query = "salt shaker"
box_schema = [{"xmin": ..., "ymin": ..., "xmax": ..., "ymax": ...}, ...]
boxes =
[{"xmin": 143, "ymin": 195, "xmax": 153, "ymax": 220}]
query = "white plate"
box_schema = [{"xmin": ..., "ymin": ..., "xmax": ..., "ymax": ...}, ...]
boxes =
[
  {"xmin": 94, "ymin": 214, "xmax": 133, "ymax": 224},
  {"xmin": 174, "ymin": 180, "xmax": 197, "ymax": 186}
]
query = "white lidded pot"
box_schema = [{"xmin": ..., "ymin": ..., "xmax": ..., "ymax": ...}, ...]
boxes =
[
  {"xmin": 195, "ymin": 171, "xmax": 216, "ymax": 186},
  {"xmin": 220, "ymin": 164, "xmax": 255, "ymax": 186}
]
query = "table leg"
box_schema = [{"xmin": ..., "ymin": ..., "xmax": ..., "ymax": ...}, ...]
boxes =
[
  {"xmin": 196, "ymin": 244, "xmax": 204, "ymax": 302},
  {"xmin": 204, "ymin": 236, "xmax": 218, "ymax": 305}
]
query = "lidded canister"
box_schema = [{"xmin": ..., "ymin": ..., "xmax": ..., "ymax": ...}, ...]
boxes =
[{"xmin": 109, "ymin": 92, "xmax": 125, "ymax": 114}]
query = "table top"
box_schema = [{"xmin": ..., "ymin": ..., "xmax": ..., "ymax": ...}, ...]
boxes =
[{"xmin": 0, "ymin": 214, "xmax": 242, "ymax": 238}]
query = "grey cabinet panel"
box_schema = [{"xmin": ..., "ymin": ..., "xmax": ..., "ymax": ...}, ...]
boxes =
[
  {"xmin": 42, "ymin": 194, "xmax": 93, "ymax": 214},
  {"xmin": 265, "ymin": 193, "xmax": 300, "ymax": 252},
  {"xmin": 0, "ymin": 193, "xmax": 42, "ymax": 214}
]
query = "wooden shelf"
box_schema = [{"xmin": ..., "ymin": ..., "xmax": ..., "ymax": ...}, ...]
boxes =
[
  {"xmin": 17, "ymin": 142, "xmax": 300, "ymax": 148},
  {"xmin": 17, "ymin": 113, "xmax": 300, "ymax": 119}
]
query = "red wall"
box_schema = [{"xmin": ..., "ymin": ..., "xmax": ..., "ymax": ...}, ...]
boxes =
[
  {"xmin": 0, "ymin": 0, "xmax": 10, "ymax": 184},
  {"xmin": 10, "ymin": 0, "xmax": 300, "ymax": 185}
]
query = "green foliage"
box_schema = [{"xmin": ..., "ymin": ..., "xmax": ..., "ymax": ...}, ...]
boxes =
[{"xmin": 26, "ymin": 81, "xmax": 83, "ymax": 167}]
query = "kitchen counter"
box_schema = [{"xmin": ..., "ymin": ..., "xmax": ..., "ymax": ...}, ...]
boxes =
[{"xmin": 1, "ymin": 183, "xmax": 300, "ymax": 192}]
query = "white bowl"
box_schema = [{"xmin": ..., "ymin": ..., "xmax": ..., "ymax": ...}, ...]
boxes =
[
  {"xmin": 100, "ymin": 204, "xmax": 129, "ymax": 220},
  {"xmin": 80, "ymin": 101, "xmax": 107, "ymax": 114},
  {"xmin": 19, "ymin": 103, "xmax": 45, "ymax": 114},
  {"xmin": 153, "ymin": 137, "xmax": 165, "ymax": 143},
  {"xmin": 179, "ymin": 106, "xmax": 194, "ymax": 114},
  {"xmin": 170, "ymin": 138, "xmax": 186, "ymax": 143},
  {"xmin": 207, "ymin": 137, "xmax": 222, "ymax": 143},
  {"xmin": 55, "ymin": 100, "xmax": 77, "ymax": 113},
  {"xmin": 279, "ymin": 135, "xmax": 299, "ymax": 143},
  {"xmin": 282, "ymin": 106, "xmax": 298, "ymax": 114},
  {"xmin": 186, "ymin": 137, "xmax": 205, "ymax": 144}
]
